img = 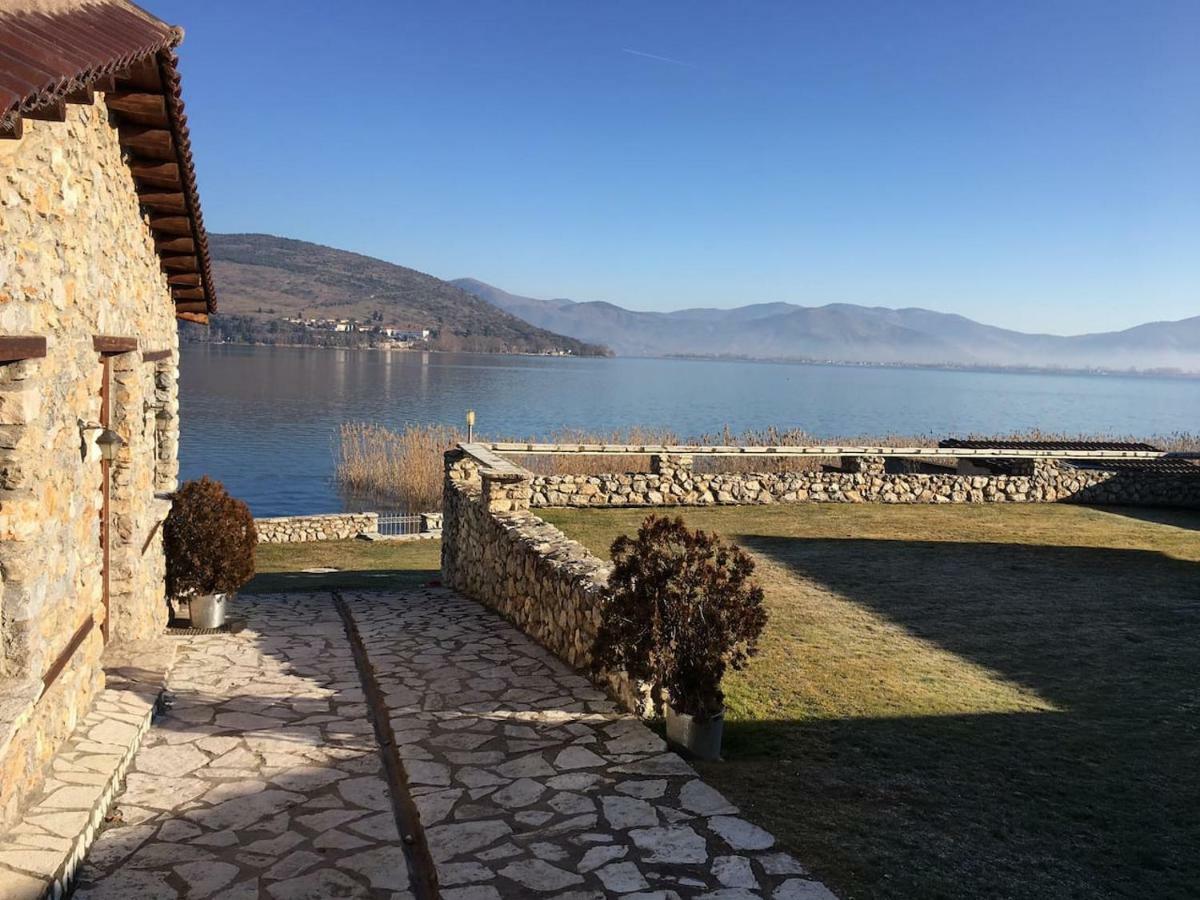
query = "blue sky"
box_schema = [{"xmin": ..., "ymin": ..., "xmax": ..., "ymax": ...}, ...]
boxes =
[{"xmin": 157, "ymin": 1, "xmax": 1198, "ymax": 334}]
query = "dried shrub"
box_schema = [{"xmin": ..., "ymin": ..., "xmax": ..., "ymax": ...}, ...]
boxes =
[
  {"xmin": 592, "ymin": 515, "xmax": 768, "ymax": 718},
  {"xmin": 164, "ymin": 477, "xmax": 257, "ymax": 597}
]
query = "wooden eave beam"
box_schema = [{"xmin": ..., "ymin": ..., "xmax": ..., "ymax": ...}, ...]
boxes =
[
  {"xmin": 117, "ymin": 126, "xmax": 174, "ymax": 161},
  {"xmin": 63, "ymin": 86, "xmax": 94, "ymax": 105},
  {"xmin": 140, "ymin": 192, "xmax": 187, "ymax": 213},
  {"xmin": 155, "ymin": 236, "xmax": 194, "ymax": 254},
  {"xmin": 148, "ymin": 216, "xmax": 192, "ymax": 236},
  {"xmin": 160, "ymin": 254, "xmax": 198, "ymax": 272},
  {"xmin": 112, "ymin": 58, "xmax": 161, "ymax": 93},
  {"xmin": 173, "ymin": 300, "xmax": 208, "ymax": 313},
  {"xmin": 176, "ymin": 312, "xmax": 208, "ymax": 325},
  {"xmin": 103, "ymin": 91, "xmax": 168, "ymax": 126},
  {"xmin": 172, "ymin": 288, "xmax": 206, "ymax": 301},
  {"xmin": 128, "ymin": 159, "xmax": 181, "ymax": 189},
  {"xmin": 0, "ymin": 335, "xmax": 47, "ymax": 363},
  {"xmin": 168, "ymin": 273, "xmax": 201, "ymax": 286},
  {"xmin": 0, "ymin": 117, "xmax": 21, "ymax": 140},
  {"xmin": 24, "ymin": 99, "xmax": 66, "ymax": 122}
]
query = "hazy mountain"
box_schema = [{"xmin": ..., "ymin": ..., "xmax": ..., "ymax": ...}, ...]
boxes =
[
  {"xmin": 452, "ymin": 279, "xmax": 1200, "ymax": 372},
  {"xmin": 204, "ymin": 235, "xmax": 609, "ymax": 356}
]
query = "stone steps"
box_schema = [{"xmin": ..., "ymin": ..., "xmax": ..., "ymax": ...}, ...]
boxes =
[{"xmin": 0, "ymin": 638, "xmax": 175, "ymax": 900}]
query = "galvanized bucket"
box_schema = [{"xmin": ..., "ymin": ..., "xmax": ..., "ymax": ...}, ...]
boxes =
[
  {"xmin": 666, "ymin": 705, "xmax": 725, "ymax": 761},
  {"xmin": 189, "ymin": 592, "xmax": 229, "ymax": 629}
]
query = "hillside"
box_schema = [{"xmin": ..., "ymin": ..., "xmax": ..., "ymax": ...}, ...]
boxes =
[
  {"xmin": 453, "ymin": 279, "xmax": 1200, "ymax": 373},
  {"xmin": 200, "ymin": 235, "xmax": 609, "ymax": 356}
]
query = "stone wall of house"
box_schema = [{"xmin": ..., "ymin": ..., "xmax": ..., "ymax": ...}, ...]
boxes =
[
  {"xmin": 0, "ymin": 100, "xmax": 180, "ymax": 829},
  {"xmin": 530, "ymin": 454, "xmax": 1200, "ymax": 509},
  {"xmin": 441, "ymin": 449, "xmax": 646, "ymax": 712},
  {"xmin": 254, "ymin": 513, "xmax": 380, "ymax": 543}
]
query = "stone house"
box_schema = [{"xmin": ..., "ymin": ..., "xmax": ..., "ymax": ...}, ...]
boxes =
[{"xmin": 0, "ymin": 1, "xmax": 215, "ymax": 830}]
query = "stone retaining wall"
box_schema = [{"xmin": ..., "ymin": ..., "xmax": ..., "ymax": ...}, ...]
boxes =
[
  {"xmin": 530, "ymin": 454, "xmax": 1200, "ymax": 509},
  {"xmin": 254, "ymin": 512, "xmax": 379, "ymax": 544},
  {"xmin": 441, "ymin": 448, "xmax": 645, "ymax": 712}
]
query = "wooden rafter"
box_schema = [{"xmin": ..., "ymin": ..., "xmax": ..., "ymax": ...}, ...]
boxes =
[
  {"xmin": 128, "ymin": 159, "xmax": 181, "ymax": 188},
  {"xmin": 25, "ymin": 99, "xmax": 66, "ymax": 122},
  {"xmin": 155, "ymin": 236, "xmax": 194, "ymax": 254},
  {"xmin": 103, "ymin": 92, "xmax": 168, "ymax": 126},
  {"xmin": 117, "ymin": 126, "xmax": 175, "ymax": 160}
]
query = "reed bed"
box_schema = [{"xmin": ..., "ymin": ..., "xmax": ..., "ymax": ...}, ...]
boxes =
[{"xmin": 336, "ymin": 423, "xmax": 1199, "ymax": 512}]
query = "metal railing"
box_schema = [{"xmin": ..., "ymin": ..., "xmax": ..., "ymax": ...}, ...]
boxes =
[{"xmin": 376, "ymin": 513, "xmax": 424, "ymax": 537}]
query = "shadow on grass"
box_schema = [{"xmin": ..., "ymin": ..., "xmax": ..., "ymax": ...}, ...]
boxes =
[
  {"xmin": 1084, "ymin": 503, "xmax": 1200, "ymax": 532},
  {"xmin": 716, "ymin": 535, "xmax": 1200, "ymax": 899},
  {"xmin": 243, "ymin": 568, "xmax": 440, "ymax": 594}
]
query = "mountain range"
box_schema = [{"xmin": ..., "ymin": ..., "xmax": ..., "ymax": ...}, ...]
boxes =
[
  {"xmin": 453, "ymin": 279, "xmax": 1200, "ymax": 373},
  {"xmin": 204, "ymin": 234, "xmax": 609, "ymax": 356}
]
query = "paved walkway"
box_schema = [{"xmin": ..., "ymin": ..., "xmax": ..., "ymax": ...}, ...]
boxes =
[
  {"xmin": 76, "ymin": 590, "xmax": 833, "ymax": 899},
  {"xmin": 74, "ymin": 597, "xmax": 413, "ymax": 899}
]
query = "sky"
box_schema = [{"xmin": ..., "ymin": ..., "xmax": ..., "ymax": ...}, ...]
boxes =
[{"xmin": 155, "ymin": 0, "xmax": 1198, "ymax": 334}]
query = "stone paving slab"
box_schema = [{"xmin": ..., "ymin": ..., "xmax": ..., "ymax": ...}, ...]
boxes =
[
  {"xmin": 347, "ymin": 587, "xmax": 835, "ymax": 900},
  {"xmin": 72, "ymin": 596, "xmax": 415, "ymax": 899},
  {"xmin": 0, "ymin": 637, "xmax": 175, "ymax": 900}
]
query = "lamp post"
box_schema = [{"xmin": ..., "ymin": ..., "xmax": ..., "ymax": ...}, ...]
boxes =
[{"xmin": 466, "ymin": 409, "xmax": 475, "ymax": 443}]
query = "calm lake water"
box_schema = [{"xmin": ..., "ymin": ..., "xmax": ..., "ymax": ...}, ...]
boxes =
[{"xmin": 179, "ymin": 344, "xmax": 1199, "ymax": 516}]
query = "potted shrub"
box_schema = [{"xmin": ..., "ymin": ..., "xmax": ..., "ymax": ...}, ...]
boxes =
[
  {"xmin": 593, "ymin": 515, "xmax": 768, "ymax": 760},
  {"xmin": 163, "ymin": 477, "xmax": 256, "ymax": 628}
]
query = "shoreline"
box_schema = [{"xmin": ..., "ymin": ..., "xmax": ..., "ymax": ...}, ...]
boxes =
[{"xmin": 180, "ymin": 339, "xmax": 1200, "ymax": 381}]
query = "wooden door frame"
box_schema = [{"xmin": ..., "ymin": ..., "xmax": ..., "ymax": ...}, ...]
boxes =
[
  {"xmin": 93, "ymin": 336, "xmax": 136, "ymax": 644},
  {"xmin": 99, "ymin": 355, "xmax": 111, "ymax": 642}
]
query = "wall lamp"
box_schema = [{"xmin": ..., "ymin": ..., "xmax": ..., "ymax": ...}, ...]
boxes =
[{"xmin": 79, "ymin": 421, "xmax": 125, "ymax": 462}]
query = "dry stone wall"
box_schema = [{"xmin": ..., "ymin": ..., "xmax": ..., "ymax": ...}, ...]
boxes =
[
  {"xmin": 441, "ymin": 445, "xmax": 1198, "ymax": 725},
  {"xmin": 531, "ymin": 455, "xmax": 1200, "ymax": 509},
  {"xmin": 441, "ymin": 449, "xmax": 646, "ymax": 712},
  {"xmin": 0, "ymin": 101, "xmax": 180, "ymax": 829},
  {"xmin": 254, "ymin": 512, "xmax": 379, "ymax": 543}
]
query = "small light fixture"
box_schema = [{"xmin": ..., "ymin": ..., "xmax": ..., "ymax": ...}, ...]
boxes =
[
  {"xmin": 96, "ymin": 428, "xmax": 124, "ymax": 462},
  {"xmin": 466, "ymin": 409, "xmax": 476, "ymax": 443}
]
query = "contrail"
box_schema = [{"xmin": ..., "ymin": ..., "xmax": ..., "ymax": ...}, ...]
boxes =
[{"xmin": 621, "ymin": 47, "xmax": 694, "ymax": 68}]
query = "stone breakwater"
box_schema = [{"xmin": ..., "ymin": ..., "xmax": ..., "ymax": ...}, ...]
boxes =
[
  {"xmin": 530, "ymin": 454, "xmax": 1200, "ymax": 509},
  {"xmin": 441, "ymin": 448, "xmax": 647, "ymax": 713},
  {"xmin": 254, "ymin": 512, "xmax": 379, "ymax": 543}
]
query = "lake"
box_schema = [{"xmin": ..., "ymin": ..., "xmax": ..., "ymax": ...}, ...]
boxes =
[{"xmin": 179, "ymin": 344, "xmax": 1199, "ymax": 516}]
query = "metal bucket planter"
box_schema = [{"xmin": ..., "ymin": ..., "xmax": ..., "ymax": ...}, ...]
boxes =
[
  {"xmin": 666, "ymin": 704, "xmax": 725, "ymax": 761},
  {"xmin": 189, "ymin": 592, "xmax": 230, "ymax": 629}
]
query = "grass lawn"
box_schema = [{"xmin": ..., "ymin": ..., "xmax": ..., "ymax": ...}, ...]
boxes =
[
  {"xmin": 540, "ymin": 503, "xmax": 1200, "ymax": 899},
  {"xmin": 246, "ymin": 538, "xmax": 441, "ymax": 593}
]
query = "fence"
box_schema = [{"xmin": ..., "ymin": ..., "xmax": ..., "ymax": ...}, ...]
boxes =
[{"xmin": 376, "ymin": 512, "xmax": 423, "ymax": 537}]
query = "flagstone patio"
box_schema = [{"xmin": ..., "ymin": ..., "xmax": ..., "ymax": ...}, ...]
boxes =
[{"xmin": 71, "ymin": 589, "xmax": 834, "ymax": 899}]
